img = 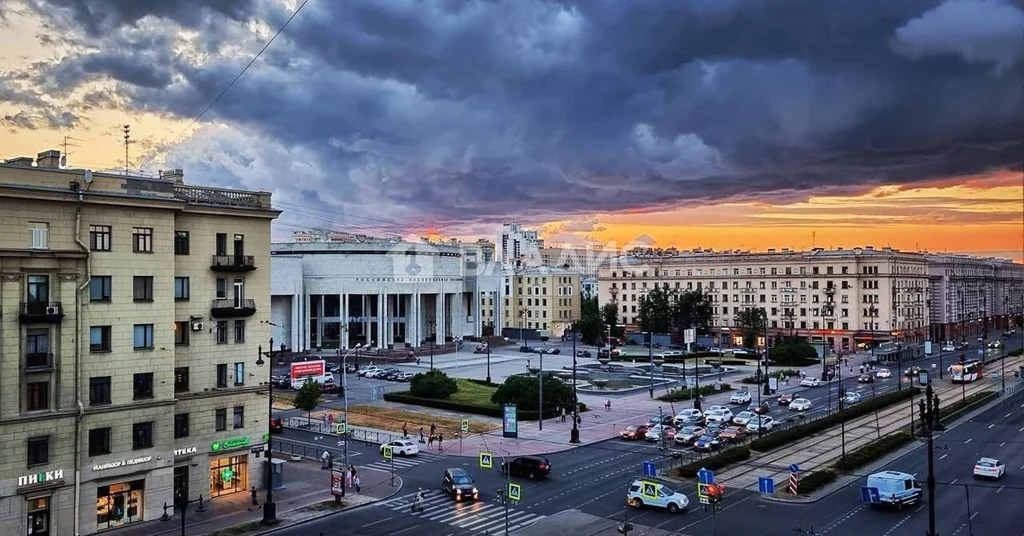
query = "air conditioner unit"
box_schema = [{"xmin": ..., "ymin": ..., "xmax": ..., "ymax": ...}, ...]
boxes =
[
  {"xmin": 191, "ymin": 322, "xmax": 204, "ymax": 331},
  {"xmin": 45, "ymin": 306, "xmax": 60, "ymax": 315}
]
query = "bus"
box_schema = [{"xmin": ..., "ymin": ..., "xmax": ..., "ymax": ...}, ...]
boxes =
[{"xmin": 949, "ymin": 359, "xmax": 983, "ymax": 383}]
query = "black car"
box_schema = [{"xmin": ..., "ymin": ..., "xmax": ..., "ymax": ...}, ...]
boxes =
[
  {"xmin": 857, "ymin": 374, "xmax": 875, "ymax": 383},
  {"xmin": 443, "ymin": 468, "xmax": 479, "ymax": 501},
  {"xmin": 519, "ymin": 346, "xmax": 536, "ymax": 353},
  {"xmin": 647, "ymin": 415, "xmax": 674, "ymax": 427},
  {"xmin": 748, "ymin": 401, "xmax": 771, "ymax": 415},
  {"xmin": 543, "ymin": 348, "xmax": 561, "ymax": 355},
  {"xmin": 576, "ymin": 350, "xmax": 592, "ymax": 358},
  {"xmin": 501, "ymin": 456, "xmax": 552, "ymax": 480},
  {"xmin": 383, "ymin": 368, "xmax": 402, "ymax": 380}
]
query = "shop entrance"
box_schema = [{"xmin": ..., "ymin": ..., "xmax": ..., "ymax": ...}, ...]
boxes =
[
  {"xmin": 96, "ymin": 480, "xmax": 144, "ymax": 530},
  {"xmin": 209, "ymin": 455, "xmax": 248, "ymax": 498},
  {"xmin": 173, "ymin": 466, "xmax": 189, "ymax": 506},
  {"xmin": 26, "ymin": 497, "xmax": 49, "ymax": 536}
]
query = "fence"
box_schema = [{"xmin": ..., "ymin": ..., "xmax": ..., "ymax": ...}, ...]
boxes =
[{"xmin": 284, "ymin": 417, "xmax": 398, "ymax": 445}]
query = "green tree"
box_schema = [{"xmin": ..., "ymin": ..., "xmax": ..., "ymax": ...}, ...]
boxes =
[
  {"xmin": 409, "ymin": 369, "xmax": 459, "ymax": 399},
  {"xmin": 490, "ymin": 374, "xmax": 574, "ymax": 414},
  {"xmin": 293, "ymin": 378, "xmax": 322, "ymax": 424},
  {"xmin": 733, "ymin": 307, "xmax": 767, "ymax": 349},
  {"xmin": 601, "ymin": 302, "xmax": 624, "ymax": 339},
  {"xmin": 577, "ymin": 297, "xmax": 603, "ymax": 344},
  {"xmin": 637, "ymin": 286, "xmax": 674, "ymax": 334},
  {"xmin": 671, "ymin": 290, "xmax": 714, "ymax": 337}
]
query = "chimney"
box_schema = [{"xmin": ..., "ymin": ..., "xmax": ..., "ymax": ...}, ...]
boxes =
[
  {"xmin": 161, "ymin": 169, "xmax": 184, "ymax": 184},
  {"xmin": 5, "ymin": 157, "xmax": 34, "ymax": 166},
  {"xmin": 36, "ymin": 150, "xmax": 61, "ymax": 168}
]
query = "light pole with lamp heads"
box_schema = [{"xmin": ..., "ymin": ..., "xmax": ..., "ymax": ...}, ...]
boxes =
[
  {"xmin": 570, "ymin": 321, "xmax": 580, "ymax": 444},
  {"xmin": 339, "ymin": 343, "xmax": 365, "ymax": 466},
  {"xmin": 255, "ymin": 341, "xmax": 277, "ymax": 525}
]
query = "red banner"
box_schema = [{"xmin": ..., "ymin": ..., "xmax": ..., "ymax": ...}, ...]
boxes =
[{"xmin": 291, "ymin": 360, "xmax": 325, "ymax": 379}]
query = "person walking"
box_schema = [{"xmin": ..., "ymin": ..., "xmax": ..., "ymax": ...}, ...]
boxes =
[
  {"xmin": 427, "ymin": 434, "xmax": 434, "ymax": 447},
  {"xmin": 354, "ymin": 474, "xmax": 361, "ymax": 493},
  {"xmin": 430, "ymin": 422, "xmax": 436, "ymax": 437},
  {"xmin": 437, "ymin": 433, "xmax": 444, "ymax": 451},
  {"xmin": 418, "ymin": 426, "xmax": 425, "ymax": 443},
  {"xmin": 321, "ymin": 450, "xmax": 330, "ymax": 470},
  {"xmin": 402, "ymin": 422, "xmax": 409, "ymax": 438},
  {"xmin": 560, "ymin": 407, "xmax": 567, "ymax": 422}
]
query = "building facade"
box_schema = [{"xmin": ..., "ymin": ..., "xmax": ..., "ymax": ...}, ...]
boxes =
[
  {"xmin": 497, "ymin": 222, "xmax": 543, "ymax": 269},
  {"xmin": 0, "ymin": 153, "xmax": 278, "ymax": 536},
  {"xmin": 500, "ymin": 266, "xmax": 581, "ymax": 340},
  {"xmin": 926, "ymin": 254, "xmax": 1024, "ymax": 342}
]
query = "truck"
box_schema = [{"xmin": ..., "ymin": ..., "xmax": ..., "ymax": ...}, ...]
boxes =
[{"xmin": 865, "ymin": 471, "xmax": 922, "ymax": 508}]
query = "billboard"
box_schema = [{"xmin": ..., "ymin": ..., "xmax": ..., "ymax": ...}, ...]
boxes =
[
  {"xmin": 331, "ymin": 469, "xmax": 345, "ymax": 496},
  {"xmin": 503, "ymin": 404, "xmax": 518, "ymax": 438},
  {"xmin": 291, "ymin": 360, "xmax": 326, "ymax": 381}
]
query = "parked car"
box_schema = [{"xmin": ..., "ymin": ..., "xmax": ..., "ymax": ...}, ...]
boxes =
[
  {"xmin": 704, "ymin": 408, "xmax": 734, "ymax": 423},
  {"xmin": 442, "ymin": 468, "xmax": 479, "ymax": 501},
  {"xmin": 692, "ymin": 434, "xmax": 723, "ymax": 452},
  {"xmin": 719, "ymin": 425, "xmax": 748, "ymax": 442},
  {"xmin": 800, "ymin": 377, "xmax": 824, "ymax": 387},
  {"xmin": 730, "ymin": 390, "xmax": 752, "ymax": 405},
  {"xmin": 645, "ymin": 424, "xmax": 676, "ymax": 442},
  {"xmin": 973, "ymin": 457, "xmax": 1006, "ymax": 479},
  {"xmin": 705, "ymin": 405, "xmax": 728, "ymax": 414},
  {"xmin": 648, "ymin": 415, "xmax": 674, "ymax": 427},
  {"xmin": 620, "ymin": 424, "xmax": 650, "ymax": 440},
  {"xmin": 626, "ymin": 479, "xmax": 689, "ymax": 513},
  {"xmin": 789, "ymin": 398, "xmax": 813, "ymax": 411},
  {"xmin": 501, "ymin": 456, "xmax": 551, "ymax": 480},
  {"xmin": 673, "ymin": 409, "xmax": 704, "ymax": 427},
  {"xmin": 674, "ymin": 426, "xmax": 705, "ymax": 445},
  {"xmin": 358, "ymin": 366, "xmax": 381, "ymax": 377},
  {"xmin": 576, "ymin": 350, "xmax": 592, "ymax": 358},
  {"xmin": 777, "ymin": 393, "xmax": 794, "ymax": 406},
  {"xmin": 746, "ymin": 415, "xmax": 775, "ymax": 433},
  {"xmin": 381, "ymin": 439, "xmax": 420, "ymax": 456},
  {"xmin": 748, "ymin": 401, "xmax": 771, "ymax": 415},
  {"xmin": 732, "ymin": 411, "xmax": 755, "ymax": 426},
  {"xmin": 942, "ymin": 342, "xmax": 957, "ymax": 352},
  {"xmin": 321, "ymin": 383, "xmax": 343, "ymax": 394},
  {"xmin": 876, "ymin": 369, "xmax": 892, "ymax": 379},
  {"xmin": 396, "ymin": 371, "xmax": 415, "ymax": 381},
  {"xmin": 703, "ymin": 422, "xmax": 726, "ymax": 436},
  {"xmin": 857, "ymin": 374, "xmax": 875, "ymax": 383},
  {"xmin": 543, "ymin": 348, "xmax": 562, "ymax": 354},
  {"xmin": 519, "ymin": 346, "xmax": 536, "ymax": 353}
]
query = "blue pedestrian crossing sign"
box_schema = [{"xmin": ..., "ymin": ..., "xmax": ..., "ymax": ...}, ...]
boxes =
[
  {"xmin": 508, "ymin": 482, "xmax": 521, "ymax": 502},
  {"xmin": 789, "ymin": 463, "xmax": 800, "ymax": 474},
  {"xmin": 697, "ymin": 468, "xmax": 715, "ymax": 485},
  {"xmin": 642, "ymin": 461, "xmax": 657, "ymax": 477},
  {"xmin": 861, "ymin": 486, "xmax": 880, "ymax": 504},
  {"xmin": 479, "ymin": 451, "xmax": 493, "ymax": 469},
  {"xmin": 758, "ymin": 477, "xmax": 775, "ymax": 494}
]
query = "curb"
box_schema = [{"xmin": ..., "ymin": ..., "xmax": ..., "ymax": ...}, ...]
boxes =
[
  {"xmin": 760, "ymin": 385, "xmax": 1023, "ymax": 505},
  {"xmin": 255, "ymin": 476, "xmax": 404, "ymax": 535}
]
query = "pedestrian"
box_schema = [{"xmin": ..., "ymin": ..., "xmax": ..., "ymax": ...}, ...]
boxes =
[
  {"xmin": 438, "ymin": 433, "xmax": 444, "ymax": 451},
  {"xmin": 250, "ymin": 486, "xmax": 259, "ymax": 510},
  {"xmin": 321, "ymin": 450, "xmax": 330, "ymax": 470},
  {"xmin": 428, "ymin": 434, "xmax": 434, "ymax": 447},
  {"xmin": 419, "ymin": 426, "xmax": 425, "ymax": 443},
  {"xmin": 430, "ymin": 422, "xmax": 436, "ymax": 437},
  {"xmin": 560, "ymin": 407, "xmax": 567, "ymax": 422},
  {"xmin": 354, "ymin": 474, "xmax": 362, "ymax": 493},
  {"xmin": 402, "ymin": 422, "xmax": 409, "ymax": 438},
  {"xmin": 345, "ymin": 466, "xmax": 352, "ymax": 487}
]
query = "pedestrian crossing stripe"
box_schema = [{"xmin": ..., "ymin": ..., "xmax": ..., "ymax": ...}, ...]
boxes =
[
  {"xmin": 362, "ymin": 452, "xmax": 443, "ymax": 470},
  {"xmin": 380, "ymin": 491, "xmax": 545, "ymax": 533}
]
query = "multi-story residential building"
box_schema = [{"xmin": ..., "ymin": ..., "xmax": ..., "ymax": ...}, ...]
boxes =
[
  {"xmin": 599, "ymin": 246, "xmax": 935, "ymax": 352},
  {"xmin": 500, "ymin": 266, "xmax": 581, "ymax": 339},
  {"xmin": 581, "ymin": 275, "xmax": 599, "ymax": 300},
  {"xmin": 926, "ymin": 254, "xmax": 1024, "ymax": 342},
  {"xmin": 497, "ymin": 222, "xmax": 543, "ymax": 269},
  {"xmin": 536, "ymin": 246, "xmax": 612, "ymax": 277},
  {"xmin": 0, "ymin": 152, "xmax": 278, "ymax": 535}
]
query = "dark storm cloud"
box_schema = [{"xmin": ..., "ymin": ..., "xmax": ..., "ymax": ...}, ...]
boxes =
[{"xmin": 6, "ymin": 0, "xmax": 1023, "ymax": 230}]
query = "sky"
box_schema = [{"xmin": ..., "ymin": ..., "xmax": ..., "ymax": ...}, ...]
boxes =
[{"xmin": 0, "ymin": 0, "xmax": 1021, "ymax": 260}]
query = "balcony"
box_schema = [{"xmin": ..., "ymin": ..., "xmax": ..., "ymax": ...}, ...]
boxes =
[
  {"xmin": 210, "ymin": 255, "xmax": 257, "ymax": 272},
  {"xmin": 824, "ymin": 287, "xmax": 836, "ymax": 295},
  {"xmin": 19, "ymin": 302, "xmax": 64, "ymax": 323},
  {"xmin": 210, "ymin": 299, "xmax": 257, "ymax": 318},
  {"xmin": 25, "ymin": 352, "xmax": 53, "ymax": 371}
]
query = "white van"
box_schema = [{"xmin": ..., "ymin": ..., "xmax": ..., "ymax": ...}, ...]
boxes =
[{"xmin": 865, "ymin": 471, "xmax": 922, "ymax": 507}]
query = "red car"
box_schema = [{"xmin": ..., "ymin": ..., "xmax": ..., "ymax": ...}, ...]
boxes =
[
  {"xmin": 620, "ymin": 424, "xmax": 650, "ymax": 440},
  {"xmin": 270, "ymin": 418, "xmax": 284, "ymax": 434}
]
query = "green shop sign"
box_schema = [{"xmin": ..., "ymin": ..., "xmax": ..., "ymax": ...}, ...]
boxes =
[{"xmin": 211, "ymin": 436, "xmax": 250, "ymax": 453}]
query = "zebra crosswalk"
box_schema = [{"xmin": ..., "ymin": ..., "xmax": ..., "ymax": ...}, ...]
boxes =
[
  {"xmin": 363, "ymin": 451, "xmax": 445, "ymax": 472},
  {"xmin": 378, "ymin": 490, "xmax": 545, "ymax": 535}
]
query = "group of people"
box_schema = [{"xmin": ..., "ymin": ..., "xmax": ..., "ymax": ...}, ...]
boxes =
[{"xmin": 319, "ymin": 452, "xmax": 361, "ymax": 492}]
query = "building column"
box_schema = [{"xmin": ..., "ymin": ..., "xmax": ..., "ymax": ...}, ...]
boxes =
[
  {"xmin": 341, "ymin": 293, "xmax": 350, "ymax": 349},
  {"xmin": 303, "ymin": 289, "xmax": 312, "ymax": 350},
  {"xmin": 475, "ymin": 289, "xmax": 483, "ymax": 337},
  {"xmin": 376, "ymin": 293, "xmax": 384, "ymax": 350},
  {"xmin": 363, "ymin": 295, "xmax": 370, "ymax": 345},
  {"xmin": 435, "ymin": 293, "xmax": 445, "ymax": 345},
  {"xmin": 317, "ymin": 294, "xmax": 325, "ymax": 349},
  {"xmin": 291, "ymin": 293, "xmax": 301, "ymax": 351},
  {"xmin": 413, "ymin": 292, "xmax": 422, "ymax": 346},
  {"xmin": 383, "ymin": 292, "xmax": 391, "ymax": 348}
]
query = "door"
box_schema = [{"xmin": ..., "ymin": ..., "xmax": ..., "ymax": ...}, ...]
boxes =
[
  {"xmin": 233, "ymin": 234, "xmax": 244, "ymax": 264},
  {"xmin": 233, "ymin": 279, "xmax": 245, "ymax": 308},
  {"xmin": 26, "ymin": 497, "xmax": 49, "ymax": 536},
  {"xmin": 173, "ymin": 466, "xmax": 189, "ymax": 508}
]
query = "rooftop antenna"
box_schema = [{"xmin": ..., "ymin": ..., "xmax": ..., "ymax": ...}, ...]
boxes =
[
  {"xmin": 812, "ymin": 231, "xmax": 816, "ymax": 249},
  {"xmin": 123, "ymin": 124, "xmax": 131, "ymax": 175},
  {"xmin": 61, "ymin": 135, "xmax": 82, "ymax": 167}
]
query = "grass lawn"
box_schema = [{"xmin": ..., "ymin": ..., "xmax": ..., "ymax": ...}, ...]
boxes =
[{"xmin": 448, "ymin": 379, "xmax": 500, "ymax": 407}]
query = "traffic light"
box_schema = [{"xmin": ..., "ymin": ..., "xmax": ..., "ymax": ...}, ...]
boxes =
[{"xmin": 706, "ymin": 484, "xmax": 726, "ymax": 505}]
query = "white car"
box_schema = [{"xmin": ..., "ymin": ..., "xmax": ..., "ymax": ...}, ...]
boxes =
[
  {"xmin": 358, "ymin": 366, "xmax": 381, "ymax": 377},
  {"xmin": 730, "ymin": 391, "xmax": 752, "ymax": 405},
  {"xmin": 875, "ymin": 369, "xmax": 892, "ymax": 379},
  {"xmin": 673, "ymin": 409, "xmax": 703, "ymax": 425},
  {"xmin": 380, "ymin": 439, "xmax": 419, "ymax": 456},
  {"xmin": 843, "ymin": 392, "xmax": 862, "ymax": 405},
  {"xmin": 800, "ymin": 377, "xmax": 823, "ymax": 387},
  {"xmin": 789, "ymin": 398, "xmax": 813, "ymax": 411},
  {"xmin": 627, "ymin": 479, "xmax": 689, "ymax": 513},
  {"xmin": 941, "ymin": 343, "xmax": 956, "ymax": 352},
  {"xmin": 746, "ymin": 415, "xmax": 775, "ymax": 432},
  {"xmin": 732, "ymin": 411, "xmax": 755, "ymax": 426},
  {"xmin": 973, "ymin": 458, "xmax": 1005, "ymax": 479},
  {"xmin": 705, "ymin": 405, "xmax": 729, "ymax": 414},
  {"xmin": 987, "ymin": 341, "xmax": 1003, "ymax": 349},
  {"xmin": 704, "ymin": 408, "xmax": 734, "ymax": 423}
]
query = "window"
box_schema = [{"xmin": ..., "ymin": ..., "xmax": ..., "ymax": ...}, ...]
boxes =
[
  {"xmin": 216, "ymin": 321, "xmax": 228, "ymax": 344},
  {"xmin": 133, "ymin": 373, "xmax": 154, "ymax": 399},
  {"xmin": 89, "ymin": 377, "xmax": 111, "ymax": 405},
  {"xmin": 89, "ymin": 225, "xmax": 112, "ymax": 251},
  {"xmin": 215, "ymin": 233, "xmax": 228, "ymax": 256},
  {"xmin": 90, "ymin": 326, "xmax": 112, "ymax": 352},
  {"xmin": 174, "ymin": 367, "xmax": 189, "ymax": 392},
  {"xmin": 26, "ymin": 328, "xmax": 50, "ymax": 367},
  {"xmin": 174, "ymin": 321, "xmax": 190, "ymax": 345},
  {"xmin": 29, "ymin": 222, "xmax": 49, "ymax": 249},
  {"xmin": 174, "ymin": 231, "xmax": 190, "ymax": 255},
  {"xmin": 234, "ymin": 320, "xmax": 246, "ymax": 343},
  {"xmin": 216, "ymin": 278, "xmax": 227, "ymax": 299},
  {"xmin": 131, "ymin": 227, "xmax": 153, "ymax": 252},
  {"xmin": 174, "ymin": 277, "xmax": 190, "ymax": 300},
  {"xmin": 133, "ymin": 276, "xmax": 153, "ymax": 302},
  {"xmin": 27, "ymin": 437, "xmax": 49, "ymax": 466},
  {"xmin": 217, "ymin": 364, "xmax": 228, "ymax": 388},
  {"xmin": 89, "ymin": 428, "xmax": 111, "ymax": 456},
  {"xmin": 233, "ymin": 406, "xmax": 244, "ymax": 429},
  {"xmin": 132, "ymin": 422, "xmax": 153, "ymax": 450},
  {"xmin": 27, "ymin": 381, "xmax": 49, "ymax": 411},
  {"xmin": 90, "ymin": 276, "xmax": 112, "ymax": 302},
  {"xmin": 215, "ymin": 408, "xmax": 227, "ymax": 431},
  {"xmin": 174, "ymin": 414, "xmax": 190, "ymax": 439},
  {"xmin": 234, "ymin": 362, "xmax": 245, "ymax": 386},
  {"xmin": 27, "ymin": 275, "xmax": 49, "ymax": 302},
  {"xmin": 133, "ymin": 324, "xmax": 154, "ymax": 350}
]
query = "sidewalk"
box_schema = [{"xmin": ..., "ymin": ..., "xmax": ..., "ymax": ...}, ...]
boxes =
[{"xmin": 114, "ymin": 459, "xmax": 398, "ymax": 536}]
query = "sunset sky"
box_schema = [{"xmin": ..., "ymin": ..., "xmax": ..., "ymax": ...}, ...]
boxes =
[{"xmin": 1, "ymin": 0, "xmax": 1021, "ymax": 261}]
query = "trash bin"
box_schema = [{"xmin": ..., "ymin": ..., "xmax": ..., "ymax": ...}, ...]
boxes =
[{"xmin": 269, "ymin": 458, "xmax": 286, "ymax": 491}]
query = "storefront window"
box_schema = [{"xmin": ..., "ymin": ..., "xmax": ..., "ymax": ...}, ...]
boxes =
[
  {"xmin": 96, "ymin": 480, "xmax": 144, "ymax": 530},
  {"xmin": 27, "ymin": 497, "xmax": 49, "ymax": 536},
  {"xmin": 209, "ymin": 455, "xmax": 248, "ymax": 498}
]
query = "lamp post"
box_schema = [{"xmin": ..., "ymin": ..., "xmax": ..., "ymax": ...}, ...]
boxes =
[
  {"xmin": 537, "ymin": 348, "xmax": 544, "ymax": 431},
  {"xmin": 570, "ymin": 322, "xmax": 580, "ymax": 444},
  {"xmin": 160, "ymin": 487, "xmax": 206, "ymax": 536},
  {"xmin": 339, "ymin": 343, "xmax": 365, "ymax": 466},
  {"xmin": 648, "ymin": 329, "xmax": 656, "ymax": 399},
  {"xmin": 426, "ymin": 320, "xmax": 436, "ymax": 371},
  {"xmin": 692, "ymin": 331, "xmax": 702, "ymax": 412},
  {"xmin": 255, "ymin": 341, "xmax": 277, "ymax": 525},
  {"xmin": 916, "ymin": 372, "xmax": 942, "ymax": 536},
  {"xmin": 486, "ymin": 345, "xmax": 492, "ymax": 385}
]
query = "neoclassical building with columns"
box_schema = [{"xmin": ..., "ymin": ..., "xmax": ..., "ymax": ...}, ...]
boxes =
[{"xmin": 270, "ymin": 240, "xmax": 503, "ymax": 351}]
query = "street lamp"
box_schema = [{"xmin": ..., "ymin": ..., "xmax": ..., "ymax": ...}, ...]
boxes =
[
  {"xmin": 255, "ymin": 340, "xmax": 277, "ymax": 525},
  {"xmin": 426, "ymin": 320, "xmax": 436, "ymax": 371},
  {"xmin": 339, "ymin": 343, "xmax": 365, "ymax": 466},
  {"xmin": 570, "ymin": 322, "xmax": 580, "ymax": 444}
]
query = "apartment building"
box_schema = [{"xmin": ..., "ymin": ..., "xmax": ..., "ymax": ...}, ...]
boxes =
[
  {"xmin": 0, "ymin": 152, "xmax": 279, "ymax": 535},
  {"xmin": 599, "ymin": 246, "xmax": 935, "ymax": 352},
  {"xmin": 926, "ymin": 254, "xmax": 1024, "ymax": 342},
  {"xmin": 497, "ymin": 222, "xmax": 543, "ymax": 269},
  {"xmin": 499, "ymin": 266, "xmax": 581, "ymax": 339}
]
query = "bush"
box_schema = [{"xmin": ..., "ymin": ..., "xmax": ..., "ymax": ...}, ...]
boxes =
[
  {"xmin": 490, "ymin": 374, "xmax": 574, "ymax": 413},
  {"xmin": 937, "ymin": 391, "xmax": 995, "ymax": 421},
  {"xmin": 409, "ymin": 370, "xmax": 459, "ymax": 399},
  {"xmin": 382, "ymin": 391, "xmax": 563, "ymax": 421},
  {"xmin": 677, "ymin": 447, "xmax": 751, "ymax": 478},
  {"xmin": 835, "ymin": 431, "xmax": 914, "ymax": 471},
  {"xmin": 658, "ymin": 383, "xmax": 732, "ymax": 402},
  {"xmin": 749, "ymin": 388, "xmax": 920, "ymax": 452},
  {"xmin": 1008, "ymin": 348, "xmax": 1023, "ymax": 357},
  {"xmin": 797, "ymin": 469, "xmax": 837, "ymax": 495},
  {"xmin": 740, "ymin": 376, "xmax": 761, "ymax": 385}
]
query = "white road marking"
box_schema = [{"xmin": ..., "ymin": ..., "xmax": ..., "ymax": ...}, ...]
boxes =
[
  {"xmin": 997, "ymin": 486, "xmax": 1005, "ymax": 494},
  {"xmin": 1000, "ymin": 442, "xmax": 1007, "ymax": 447},
  {"xmin": 987, "ymin": 424, "xmax": 995, "ymax": 429},
  {"xmin": 1007, "ymin": 413, "xmax": 1013, "ymax": 418},
  {"xmin": 914, "ymin": 505, "xmax": 924, "ymax": 513},
  {"xmin": 970, "ymin": 512, "xmax": 979, "ymax": 520},
  {"xmin": 361, "ymin": 517, "xmax": 394, "ymax": 528},
  {"xmin": 965, "ymin": 438, "xmax": 973, "ymax": 444},
  {"xmin": 1018, "ymin": 426, "xmax": 1024, "ymax": 432},
  {"xmin": 940, "ymin": 454, "xmax": 948, "ymax": 460},
  {"xmin": 950, "ymin": 478, "xmax": 959, "ymax": 485}
]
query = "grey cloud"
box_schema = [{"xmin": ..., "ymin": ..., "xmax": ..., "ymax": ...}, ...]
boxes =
[
  {"xmin": 20, "ymin": 0, "xmax": 256, "ymax": 36},
  {"xmin": 1, "ymin": 109, "xmax": 79, "ymax": 130}
]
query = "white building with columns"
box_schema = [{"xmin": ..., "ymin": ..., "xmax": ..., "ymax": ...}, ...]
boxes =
[{"xmin": 270, "ymin": 240, "xmax": 504, "ymax": 351}]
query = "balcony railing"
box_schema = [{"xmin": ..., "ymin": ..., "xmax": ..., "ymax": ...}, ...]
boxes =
[
  {"xmin": 210, "ymin": 299, "xmax": 257, "ymax": 318},
  {"xmin": 19, "ymin": 302, "xmax": 64, "ymax": 323},
  {"xmin": 824, "ymin": 287, "xmax": 836, "ymax": 294},
  {"xmin": 25, "ymin": 352, "xmax": 54, "ymax": 370},
  {"xmin": 210, "ymin": 255, "xmax": 257, "ymax": 272},
  {"xmin": 174, "ymin": 185, "xmax": 272, "ymax": 209}
]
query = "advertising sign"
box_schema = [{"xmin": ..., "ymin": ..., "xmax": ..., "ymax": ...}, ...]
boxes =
[
  {"xmin": 331, "ymin": 469, "xmax": 345, "ymax": 496},
  {"xmin": 290, "ymin": 360, "xmax": 326, "ymax": 381},
  {"xmin": 502, "ymin": 404, "xmax": 518, "ymax": 438}
]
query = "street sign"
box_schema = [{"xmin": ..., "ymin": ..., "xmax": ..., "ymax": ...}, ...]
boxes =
[
  {"xmin": 699, "ymin": 497, "xmax": 710, "ymax": 505},
  {"xmin": 642, "ymin": 461, "xmax": 657, "ymax": 477},
  {"xmin": 508, "ymin": 482, "xmax": 521, "ymax": 502},
  {"xmin": 860, "ymin": 486, "xmax": 880, "ymax": 504},
  {"xmin": 758, "ymin": 477, "xmax": 775, "ymax": 495},
  {"xmin": 479, "ymin": 451, "xmax": 493, "ymax": 469},
  {"xmin": 640, "ymin": 480, "xmax": 659, "ymax": 500},
  {"xmin": 789, "ymin": 463, "xmax": 800, "ymax": 474},
  {"xmin": 333, "ymin": 422, "xmax": 347, "ymax": 435},
  {"xmin": 697, "ymin": 468, "xmax": 715, "ymax": 484},
  {"xmin": 382, "ymin": 445, "xmax": 393, "ymax": 460},
  {"xmin": 697, "ymin": 483, "xmax": 709, "ymax": 499},
  {"xmin": 331, "ymin": 469, "xmax": 345, "ymax": 496},
  {"xmin": 461, "ymin": 419, "xmax": 470, "ymax": 433}
]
